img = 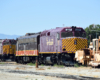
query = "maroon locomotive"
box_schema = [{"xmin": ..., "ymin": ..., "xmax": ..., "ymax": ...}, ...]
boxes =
[{"xmin": 16, "ymin": 26, "xmax": 88, "ymax": 65}]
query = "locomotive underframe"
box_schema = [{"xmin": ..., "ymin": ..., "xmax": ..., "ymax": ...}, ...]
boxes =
[
  {"xmin": 15, "ymin": 52, "xmax": 75, "ymax": 66},
  {"xmin": 0, "ymin": 54, "xmax": 15, "ymax": 61},
  {"xmin": 15, "ymin": 56, "xmax": 37, "ymax": 64},
  {"xmin": 38, "ymin": 53, "xmax": 75, "ymax": 66}
]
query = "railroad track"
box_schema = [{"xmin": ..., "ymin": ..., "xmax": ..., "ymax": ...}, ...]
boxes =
[{"xmin": 0, "ymin": 68, "xmax": 99, "ymax": 80}]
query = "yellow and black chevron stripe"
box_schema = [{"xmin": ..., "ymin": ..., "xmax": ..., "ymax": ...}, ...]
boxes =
[{"xmin": 62, "ymin": 38, "xmax": 88, "ymax": 53}]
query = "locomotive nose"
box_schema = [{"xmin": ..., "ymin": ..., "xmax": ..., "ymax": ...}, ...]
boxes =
[{"xmin": 62, "ymin": 38, "xmax": 88, "ymax": 53}]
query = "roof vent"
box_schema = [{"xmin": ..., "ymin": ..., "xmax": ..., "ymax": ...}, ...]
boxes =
[{"xmin": 72, "ymin": 26, "xmax": 76, "ymax": 28}]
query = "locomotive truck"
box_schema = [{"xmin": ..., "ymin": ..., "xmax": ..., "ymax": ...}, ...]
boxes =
[{"xmin": 15, "ymin": 26, "xmax": 88, "ymax": 65}]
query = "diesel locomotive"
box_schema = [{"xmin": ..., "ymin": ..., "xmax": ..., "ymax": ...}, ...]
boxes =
[
  {"xmin": 15, "ymin": 26, "xmax": 88, "ymax": 65},
  {"xmin": 0, "ymin": 39, "xmax": 16, "ymax": 61},
  {"xmin": 16, "ymin": 33, "xmax": 40, "ymax": 63}
]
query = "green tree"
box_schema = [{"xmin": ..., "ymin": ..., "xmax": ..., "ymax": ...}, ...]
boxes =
[{"xmin": 85, "ymin": 24, "xmax": 100, "ymax": 45}]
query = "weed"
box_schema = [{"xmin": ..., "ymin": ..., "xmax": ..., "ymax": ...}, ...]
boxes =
[
  {"xmin": 41, "ymin": 64, "xmax": 44, "ymax": 66},
  {"xmin": 74, "ymin": 63, "xmax": 80, "ymax": 67},
  {"xmin": 27, "ymin": 62, "xmax": 35, "ymax": 66},
  {"xmin": 0, "ymin": 62, "xmax": 5, "ymax": 64},
  {"xmin": 47, "ymin": 67, "xmax": 51, "ymax": 69},
  {"xmin": 54, "ymin": 64, "xmax": 64, "ymax": 67}
]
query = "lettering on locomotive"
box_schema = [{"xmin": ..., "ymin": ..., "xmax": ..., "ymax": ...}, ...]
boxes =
[{"xmin": 46, "ymin": 38, "xmax": 53, "ymax": 45}]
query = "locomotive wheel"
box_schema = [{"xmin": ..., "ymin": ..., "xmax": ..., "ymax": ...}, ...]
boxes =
[
  {"xmin": 38, "ymin": 57, "xmax": 42, "ymax": 65},
  {"xmin": 0, "ymin": 59, "xmax": 1, "ymax": 62},
  {"xmin": 57, "ymin": 59, "xmax": 61, "ymax": 65},
  {"xmin": 22, "ymin": 59, "xmax": 24, "ymax": 64},
  {"xmin": 32, "ymin": 60, "xmax": 35, "ymax": 63},
  {"xmin": 43, "ymin": 57, "xmax": 46, "ymax": 64},
  {"xmin": 19, "ymin": 60, "xmax": 22, "ymax": 64},
  {"xmin": 37, "ymin": 58, "xmax": 41, "ymax": 65},
  {"xmin": 16, "ymin": 60, "xmax": 19, "ymax": 63},
  {"xmin": 20, "ymin": 60, "xmax": 22, "ymax": 64},
  {"xmin": 56, "ymin": 55, "xmax": 61, "ymax": 65}
]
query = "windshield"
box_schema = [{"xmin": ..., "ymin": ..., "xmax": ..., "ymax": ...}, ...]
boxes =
[
  {"xmin": 10, "ymin": 40, "xmax": 16, "ymax": 45},
  {"xmin": 75, "ymin": 32, "xmax": 86, "ymax": 37},
  {"xmin": 61, "ymin": 32, "xmax": 73, "ymax": 38},
  {"xmin": 3, "ymin": 42, "xmax": 10, "ymax": 45}
]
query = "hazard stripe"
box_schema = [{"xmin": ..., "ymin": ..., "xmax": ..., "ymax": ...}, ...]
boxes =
[{"xmin": 62, "ymin": 38, "xmax": 88, "ymax": 53}]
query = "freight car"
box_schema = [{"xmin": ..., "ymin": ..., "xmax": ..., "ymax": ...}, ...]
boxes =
[
  {"xmin": 0, "ymin": 39, "xmax": 16, "ymax": 61},
  {"xmin": 15, "ymin": 26, "xmax": 88, "ymax": 65}
]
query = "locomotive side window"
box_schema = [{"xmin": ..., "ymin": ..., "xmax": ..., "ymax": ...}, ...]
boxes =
[
  {"xmin": 57, "ymin": 33, "xmax": 60, "ymax": 40},
  {"xmin": 61, "ymin": 32, "xmax": 73, "ymax": 38}
]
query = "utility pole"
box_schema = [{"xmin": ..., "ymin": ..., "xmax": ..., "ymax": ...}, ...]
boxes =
[
  {"xmin": 89, "ymin": 35, "xmax": 91, "ymax": 42},
  {"xmin": 90, "ymin": 24, "xmax": 98, "ymax": 39},
  {"xmin": 36, "ymin": 56, "xmax": 38, "ymax": 68}
]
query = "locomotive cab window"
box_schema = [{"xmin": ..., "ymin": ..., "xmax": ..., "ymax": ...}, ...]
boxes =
[
  {"xmin": 57, "ymin": 33, "xmax": 60, "ymax": 40},
  {"xmin": 61, "ymin": 32, "xmax": 73, "ymax": 38},
  {"xmin": 75, "ymin": 32, "xmax": 86, "ymax": 37}
]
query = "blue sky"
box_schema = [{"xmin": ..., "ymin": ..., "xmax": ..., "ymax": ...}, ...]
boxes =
[{"xmin": 0, "ymin": 0, "xmax": 100, "ymax": 35}]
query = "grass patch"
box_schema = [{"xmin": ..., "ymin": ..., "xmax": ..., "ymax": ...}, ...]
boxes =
[
  {"xmin": 74, "ymin": 63, "xmax": 80, "ymax": 67},
  {"xmin": 0, "ymin": 62, "xmax": 5, "ymax": 64},
  {"xmin": 27, "ymin": 62, "xmax": 35, "ymax": 66},
  {"xmin": 80, "ymin": 65, "xmax": 85, "ymax": 67},
  {"xmin": 74, "ymin": 63, "xmax": 86, "ymax": 67},
  {"xmin": 47, "ymin": 67, "xmax": 51, "ymax": 69},
  {"xmin": 41, "ymin": 64, "xmax": 44, "ymax": 66}
]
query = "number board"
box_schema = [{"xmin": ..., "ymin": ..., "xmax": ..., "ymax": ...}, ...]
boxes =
[
  {"xmin": 65, "ymin": 29, "xmax": 72, "ymax": 31},
  {"xmin": 75, "ymin": 29, "xmax": 81, "ymax": 31}
]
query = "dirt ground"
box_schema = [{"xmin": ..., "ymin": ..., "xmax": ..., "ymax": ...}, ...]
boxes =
[
  {"xmin": 0, "ymin": 72, "xmax": 74, "ymax": 80},
  {"xmin": 0, "ymin": 62, "xmax": 100, "ymax": 80}
]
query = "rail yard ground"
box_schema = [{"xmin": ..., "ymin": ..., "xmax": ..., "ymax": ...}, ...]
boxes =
[{"xmin": 0, "ymin": 62, "xmax": 100, "ymax": 80}]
